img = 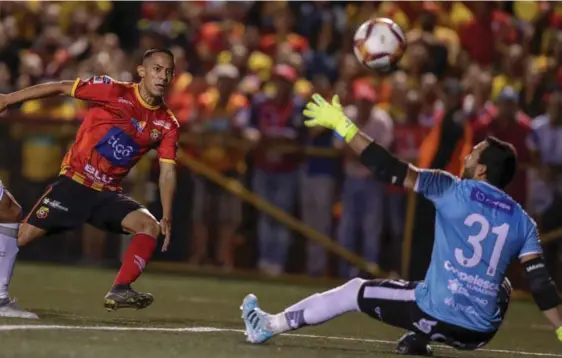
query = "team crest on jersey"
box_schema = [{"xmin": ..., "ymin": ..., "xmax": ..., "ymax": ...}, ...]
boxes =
[
  {"xmin": 92, "ymin": 75, "xmax": 111, "ymax": 85},
  {"xmin": 130, "ymin": 118, "xmax": 146, "ymax": 132},
  {"xmin": 36, "ymin": 206, "xmax": 50, "ymax": 219},
  {"xmin": 150, "ymin": 129, "xmax": 161, "ymax": 141}
]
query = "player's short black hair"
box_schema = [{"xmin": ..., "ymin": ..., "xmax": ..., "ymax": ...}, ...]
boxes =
[
  {"xmin": 479, "ymin": 136, "xmax": 517, "ymax": 189},
  {"xmin": 142, "ymin": 48, "xmax": 174, "ymax": 63}
]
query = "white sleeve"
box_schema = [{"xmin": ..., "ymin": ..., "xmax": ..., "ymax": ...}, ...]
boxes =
[{"xmin": 0, "ymin": 180, "xmax": 3, "ymax": 201}]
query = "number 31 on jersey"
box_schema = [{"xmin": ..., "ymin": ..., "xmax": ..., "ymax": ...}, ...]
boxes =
[{"xmin": 455, "ymin": 213, "xmax": 509, "ymax": 277}]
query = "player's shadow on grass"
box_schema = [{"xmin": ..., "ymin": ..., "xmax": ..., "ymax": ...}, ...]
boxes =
[
  {"xmin": 32, "ymin": 308, "xmax": 243, "ymax": 329},
  {"xmin": 245, "ymin": 339, "xmax": 498, "ymax": 358}
]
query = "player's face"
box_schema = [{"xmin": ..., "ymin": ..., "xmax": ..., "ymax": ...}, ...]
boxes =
[
  {"xmin": 141, "ymin": 53, "xmax": 175, "ymax": 97},
  {"xmin": 462, "ymin": 141, "xmax": 488, "ymax": 180}
]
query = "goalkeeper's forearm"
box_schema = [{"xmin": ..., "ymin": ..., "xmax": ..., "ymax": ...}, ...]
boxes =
[
  {"xmin": 5, "ymin": 81, "xmax": 76, "ymax": 105},
  {"xmin": 342, "ymin": 127, "xmax": 417, "ymax": 189},
  {"xmin": 522, "ymin": 254, "xmax": 562, "ymax": 331}
]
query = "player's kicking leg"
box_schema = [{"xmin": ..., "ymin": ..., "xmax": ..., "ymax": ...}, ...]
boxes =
[
  {"xmin": 240, "ymin": 278, "xmax": 432, "ymax": 353},
  {"xmin": 241, "ymin": 278, "xmax": 507, "ymax": 355},
  {"xmin": 87, "ymin": 192, "xmax": 160, "ymax": 311},
  {"xmin": 103, "ymin": 208, "xmax": 159, "ymax": 311},
  {"xmin": 241, "ymin": 278, "xmax": 368, "ymax": 345},
  {"xmin": 0, "ymin": 182, "xmax": 38, "ymax": 319}
]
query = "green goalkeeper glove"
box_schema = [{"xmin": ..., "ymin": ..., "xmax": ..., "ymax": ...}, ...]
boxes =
[
  {"xmin": 303, "ymin": 94, "xmax": 358, "ymax": 143},
  {"xmin": 557, "ymin": 326, "xmax": 562, "ymax": 342}
]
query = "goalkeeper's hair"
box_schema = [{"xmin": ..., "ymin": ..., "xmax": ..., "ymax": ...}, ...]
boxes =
[
  {"xmin": 142, "ymin": 48, "xmax": 174, "ymax": 63},
  {"xmin": 479, "ymin": 136, "xmax": 517, "ymax": 189}
]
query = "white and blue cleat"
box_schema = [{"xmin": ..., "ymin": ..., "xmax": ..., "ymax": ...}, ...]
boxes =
[{"xmin": 240, "ymin": 294, "xmax": 274, "ymax": 344}]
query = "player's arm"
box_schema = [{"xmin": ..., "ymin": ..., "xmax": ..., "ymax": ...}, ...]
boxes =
[
  {"xmin": 346, "ymin": 129, "xmax": 419, "ymax": 190},
  {"xmin": 0, "ymin": 81, "xmax": 76, "ymax": 110},
  {"xmin": 519, "ymin": 220, "xmax": 562, "ymax": 342},
  {"xmin": 157, "ymin": 118, "xmax": 179, "ymax": 252},
  {"xmin": 521, "ymin": 253, "xmax": 562, "ymax": 337},
  {"xmin": 303, "ymin": 94, "xmax": 458, "ymax": 200},
  {"xmin": 305, "ymin": 93, "xmax": 418, "ymax": 189}
]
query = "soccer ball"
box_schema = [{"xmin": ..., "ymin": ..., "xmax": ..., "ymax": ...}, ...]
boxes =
[{"xmin": 353, "ymin": 18, "xmax": 406, "ymax": 72}]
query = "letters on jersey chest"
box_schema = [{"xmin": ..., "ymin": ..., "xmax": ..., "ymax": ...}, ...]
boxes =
[{"xmin": 94, "ymin": 94, "xmax": 168, "ymax": 167}]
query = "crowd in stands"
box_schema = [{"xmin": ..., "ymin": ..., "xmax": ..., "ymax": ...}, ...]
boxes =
[{"xmin": 1, "ymin": 1, "xmax": 562, "ymax": 280}]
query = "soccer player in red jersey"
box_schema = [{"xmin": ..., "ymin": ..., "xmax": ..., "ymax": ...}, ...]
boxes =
[{"xmin": 0, "ymin": 49, "xmax": 179, "ymax": 312}]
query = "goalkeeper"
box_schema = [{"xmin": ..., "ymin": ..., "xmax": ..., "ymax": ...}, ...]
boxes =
[{"xmin": 241, "ymin": 94, "xmax": 562, "ymax": 354}]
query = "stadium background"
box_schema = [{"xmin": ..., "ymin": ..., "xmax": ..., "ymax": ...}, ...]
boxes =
[{"xmin": 0, "ymin": 1, "xmax": 562, "ymax": 291}]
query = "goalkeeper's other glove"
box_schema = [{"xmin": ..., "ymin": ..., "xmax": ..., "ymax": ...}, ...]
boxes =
[
  {"xmin": 557, "ymin": 326, "xmax": 562, "ymax": 342},
  {"xmin": 303, "ymin": 94, "xmax": 358, "ymax": 143}
]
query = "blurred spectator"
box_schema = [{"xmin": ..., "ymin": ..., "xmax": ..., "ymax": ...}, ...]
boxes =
[
  {"xmin": 528, "ymin": 91, "xmax": 562, "ymax": 285},
  {"xmin": 300, "ymin": 75, "xmax": 337, "ymax": 277},
  {"xmin": 245, "ymin": 64, "xmax": 304, "ymax": 276},
  {"xmin": 406, "ymin": 3, "xmax": 458, "ymax": 77},
  {"xmin": 491, "ymin": 45, "xmax": 526, "ymax": 101},
  {"xmin": 458, "ymin": 3, "xmax": 515, "ymax": 68},
  {"xmin": 189, "ymin": 64, "xmax": 249, "ymax": 269},
  {"xmin": 336, "ymin": 81, "xmax": 393, "ymax": 278},
  {"xmin": 473, "ymin": 86, "xmax": 532, "ymax": 205},
  {"xmin": 387, "ymin": 89, "xmax": 429, "ymax": 274}
]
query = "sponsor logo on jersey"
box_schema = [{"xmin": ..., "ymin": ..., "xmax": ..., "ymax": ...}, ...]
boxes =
[
  {"xmin": 470, "ymin": 187, "xmax": 514, "ymax": 215},
  {"xmin": 36, "ymin": 206, "xmax": 50, "ymax": 219},
  {"xmin": 444, "ymin": 261, "xmax": 499, "ymax": 296},
  {"xmin": 130, "ymin": 118, "xmax": 146, "ymax": 132},
  {"xmin": 95, "ymin": 127, "xmax": 140, "ymax": 167},
  {"xmin": 84, "ymin": 164, "xmax": 114, "ymax": 184},
  {"xmin": 43, "ymin": 198, "xmax": 68, "ymax": 212},
  {"xmin": 150, "ymin": 129, "xmax": 161, "ymax": 141},
  {"xmin": 92, "ymin": 75, "xmax": 111, "ymax": 85},
  {"xmin": 153, "ymin": 119, "xmax": 171, "ymax": 129},
  {"xmin": 444, "ymin": 297, "xmax": 480, "ymax": 317},
  {"xmin": 118, "ymin": 97, "xmax": 133, "ymax": 106},
  {"xmin": 447, "ymin": 279, "xmax": 488, "ymax": 305}
]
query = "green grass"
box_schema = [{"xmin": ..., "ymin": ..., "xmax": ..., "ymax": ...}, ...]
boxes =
[{"xmin": 1, "ymin": 263, "xmax": 560, "ymax": 358}]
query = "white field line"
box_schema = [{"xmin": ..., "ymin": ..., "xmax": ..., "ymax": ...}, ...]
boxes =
[{"xmin": 0, "ymin": 324, "xmax": 560, "ymax": 357}]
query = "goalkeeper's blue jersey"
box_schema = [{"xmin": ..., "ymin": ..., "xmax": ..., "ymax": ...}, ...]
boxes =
[{"xmin": 414, "ymin": 170, "xmax": 542, "ymax": 332}]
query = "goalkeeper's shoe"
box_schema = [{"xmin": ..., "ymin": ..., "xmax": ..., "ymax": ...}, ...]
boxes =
[
  {"xmin": 103, "ymin": 286, "xmax": 154, "ymax": 311},
  {"xmin": 0, "ymin": 297, "xmax": 39, "ymax": 319},
  {"xmin": 396, "ymin": 332, "xmax": 433, "ymax": 356},
  {"xmin": 240, "ymin": 294, "xmax": 274, "ymax": 344}
]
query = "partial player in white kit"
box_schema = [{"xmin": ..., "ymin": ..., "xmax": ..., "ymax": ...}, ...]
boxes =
[{"xmin": 0, "ymin": 180, "xmax": 38, "ymax": 318}]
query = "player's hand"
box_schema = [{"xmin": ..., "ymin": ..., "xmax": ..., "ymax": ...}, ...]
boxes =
[
  {"xmin": 556, "ymin": 326, "xmax": 562, "ymax": 342},
  {"xmin": 160, "ymin": 217, "xmax": 172, "ymax": 252},
  {"xmin": 303, "ymin": 94, "xmax": 358, "ymax": 142}
]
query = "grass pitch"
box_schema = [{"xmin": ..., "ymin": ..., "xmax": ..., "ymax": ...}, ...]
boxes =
[{"xmin": 1, "ymin": 263, "xmax": 561, "ymax": 358}]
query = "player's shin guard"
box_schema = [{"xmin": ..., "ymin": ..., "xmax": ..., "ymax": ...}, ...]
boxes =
[
  {"xmin": 0, "ymin": 223, "xmax": 19, "ymax": 299},
  {"xmin": 269, "ymin": 278, "xmax": 365, "ymax": 334},
  {"xmin": 113, "ymin": 233, "xmax": 156, "ymax": 289}
]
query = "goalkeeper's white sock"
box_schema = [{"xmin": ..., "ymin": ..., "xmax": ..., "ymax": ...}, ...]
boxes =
[
  {"xmin": 269, "ymin": 278, "xmax": 365, "ymax": 334},
  {"xmin": 0, "ymin": 223, "xmax": 19, "ymax": 300}
]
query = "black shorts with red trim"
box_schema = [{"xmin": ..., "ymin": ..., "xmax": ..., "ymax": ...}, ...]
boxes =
[
  {"xmin": 24, "ymin": 176, "xmax": 143, "ymax": 234},
  {"xmin": 357, "ymin": 279, "xmax": 511, "ymax": 350}
]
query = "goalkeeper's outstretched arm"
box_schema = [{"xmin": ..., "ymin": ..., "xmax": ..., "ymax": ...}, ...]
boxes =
[
  {"xmin": 346, "ymin": 129, "xmax": 420, "ymax": 190},
  {"xmin": 302, "ymin": 93, "xmax": 419, "ymax": 190}
]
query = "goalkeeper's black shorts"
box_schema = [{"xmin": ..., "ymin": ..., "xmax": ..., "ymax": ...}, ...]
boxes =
[{"xmin": 357, "ymin": 279, "xmax": 511, "ymax": 350}]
